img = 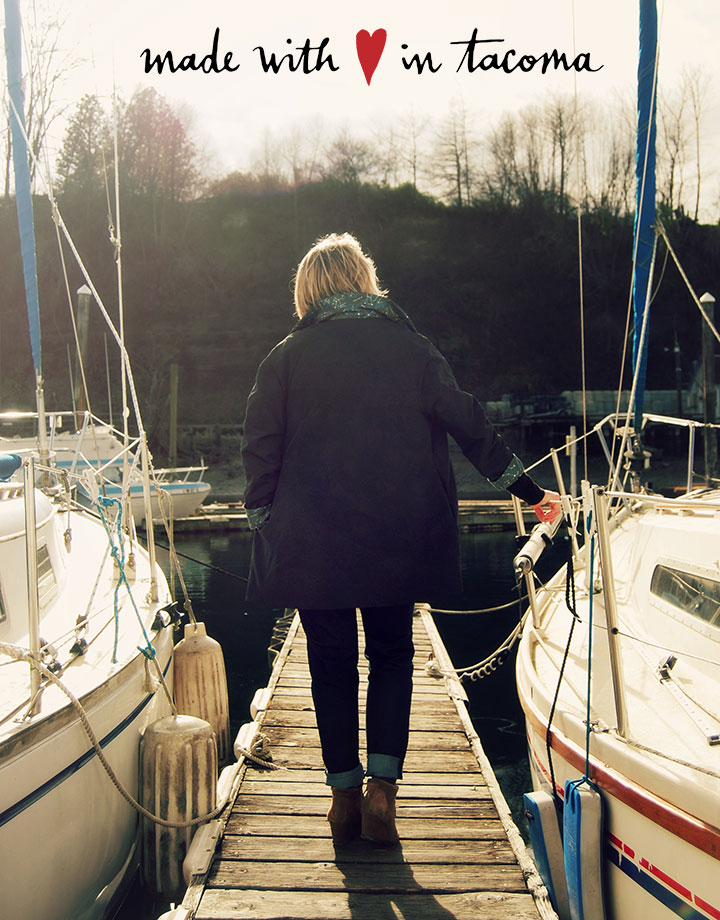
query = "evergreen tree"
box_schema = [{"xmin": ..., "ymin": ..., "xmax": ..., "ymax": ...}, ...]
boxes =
[{"xmin": 56, "ymin": 94, "xmax": 110, "ymax": 194}]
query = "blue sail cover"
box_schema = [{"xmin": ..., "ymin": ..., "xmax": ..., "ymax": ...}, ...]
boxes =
[
  {"xmin": 632, "ymin": 0, "xmax": 658, "ymax": 428},
  {"xmin": 4, "ymin": 0, "xmax": 42, "ymax": 377}
]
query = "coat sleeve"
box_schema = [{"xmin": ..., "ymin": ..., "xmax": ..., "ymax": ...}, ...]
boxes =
[
  {"xmin": 241, "ymin": 352, "xmax": 287, "ymax": 520},
  {"xmin": 420, "ymin": 348, "xmax": 544, "ymax": 505}
]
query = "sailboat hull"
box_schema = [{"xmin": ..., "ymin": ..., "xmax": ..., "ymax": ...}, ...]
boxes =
[
  {"xmin": 0, "ymin": 490, "xmax": 177, "ymax": 920},
  {"xmin": 0, "ymin": 633, "xmax": 174, "ymax": 920},
  {"xmin": 516, "ymin": 502, "xmax": 720, "ymax": 920}
]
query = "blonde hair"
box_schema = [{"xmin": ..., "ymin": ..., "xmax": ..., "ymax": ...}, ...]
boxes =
[{"xmin": 293, "ymin": 233, "xmax": 387, "ymax": 318}]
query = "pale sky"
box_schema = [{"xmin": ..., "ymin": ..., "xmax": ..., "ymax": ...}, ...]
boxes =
[{"xmin": 15, "ymin": 1, "xmax": 720, "ymax": 216}]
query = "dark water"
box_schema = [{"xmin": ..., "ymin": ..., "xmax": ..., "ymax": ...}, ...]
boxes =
[{"xmin": 120, "ymin": 528, "xmax": 558, "ymax": 918}]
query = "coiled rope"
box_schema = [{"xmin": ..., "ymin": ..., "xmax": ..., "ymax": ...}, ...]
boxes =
[
  {"xmin": 424, "ymin": 583, "xmax": 531, "ymax": 681},
  {"xmin": 234, "ymin": 732, "xmax": 285, "ymax": 771}
]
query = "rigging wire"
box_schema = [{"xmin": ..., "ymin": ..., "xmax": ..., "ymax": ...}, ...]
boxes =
[
  {"xmin": 152, "ymin": 540, "xmax": 249, "ymax": 584},
  {"xmin": 657, "ymin": 222, "xmax": 720, "ymax": 345},
  {"xmin": 544, "ymin": 520, "xmax": 582, "ymax": 804},
  {"xmin": 5, "ymin": 92, "xmax": 150, "ymax": 452}
]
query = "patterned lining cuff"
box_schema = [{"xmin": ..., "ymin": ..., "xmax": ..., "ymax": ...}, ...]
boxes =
[
  {"xmin": 246, "ymin": 504, "xmax": 272, "ymax": 531},
  {"xmin": 491, "ymin": 454, "xmax": 524, "ymax": 491}
]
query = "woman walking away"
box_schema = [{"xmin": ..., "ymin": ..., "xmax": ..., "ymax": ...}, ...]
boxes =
[{"xmin": 241, "ymin": 233, "xmax": 560, "ymax": 847}]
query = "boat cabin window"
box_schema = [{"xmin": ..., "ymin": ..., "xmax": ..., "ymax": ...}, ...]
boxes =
[
  {"xmin": 651, "ymin": 564, "xmax": 720, "ymax": 627},
  {"xmin": 37, "ymin": 544, "xmax": 57, "ymax": 608}
]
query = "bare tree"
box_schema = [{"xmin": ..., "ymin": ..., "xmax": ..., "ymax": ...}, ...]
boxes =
[
  {"xmin": 518, "ymin": 105, "xmax": 544, "ymax": 200},
  {"xmin": 399, "ymin": 111, "xmax": 429, "ymax": 190},
  {"xmin": 683, "ymin": 66, "xmax": 711, "ymax": 221},
  {"xmin": 657, "ymin": 80, "xmax": 690, "ymax": 213},
  {"xmin": 431, "ymin": 100, "xmax": 476, "ymax": 206},
  {"xmin": 544, "ymin": 95, "xmax": 584, "ymax": 214},
  {"xmin": 585, "ymin": 95, "xmax": 635, "ymax": 216},
  {"xmin": 3, "ymin": 4, "xmax": 78, "ymax": 195},
  {"xmin": 321, "ymin": 129, "xmax": 378, "ymax": 184},
  {"xmin": 249, "ymin": 128, "xmax": 287, "ymax": 191},
  {"xmin": 370, "ymin": 122, "xmax": 403, "ymax": 187},
  {"xmin": 481, "ymin": 115, "xmax": 519, "ymax": 206},
  {"xmin": 282, "ymin": 121, "xmax": 324, "ymax": 186}
]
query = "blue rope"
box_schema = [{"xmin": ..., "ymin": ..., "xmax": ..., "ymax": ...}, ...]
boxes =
[{"xmin": 96, "ymin": 497, "xmax": 156, "ymax": 663}]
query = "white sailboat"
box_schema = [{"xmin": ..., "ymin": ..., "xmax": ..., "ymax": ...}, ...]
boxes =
[
  {"xmin": 0, "ymin": 410, "xmax": 211, "ymax": 525},
  {"xmin": 0, "ymin": 458, "xmax": 177, "ymax": 920},
  {"xmin": 515, "ymin": 3, "xmax": 720, "ymax": 918},
  {"xmin": 0, "ymin": 2, "xmax": 181, "ymax": 916}
]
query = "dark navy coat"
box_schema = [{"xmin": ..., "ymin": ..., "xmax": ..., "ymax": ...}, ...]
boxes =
[{"xmin": 241, "ymin": 311, "xmax": 526, "ymax": 609}]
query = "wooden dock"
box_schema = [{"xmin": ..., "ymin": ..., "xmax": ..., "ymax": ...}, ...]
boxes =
[{"xmin": 176, "ymin": 606, "xmax": 556, "ymax": 920}]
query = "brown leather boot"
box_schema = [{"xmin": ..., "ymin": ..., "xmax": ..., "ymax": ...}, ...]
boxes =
[
  {"xmin": 327, "ymin": 786, "xmax": 362, "ymax": 845},
  {"xmin": 361, "ymin": 777, "xmax": 400, "ymax": 845}
]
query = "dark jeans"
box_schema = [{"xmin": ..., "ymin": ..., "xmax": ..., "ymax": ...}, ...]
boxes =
[{"xmin": 298, "ymin": 604, "xmax": 415, "ymax": 788}]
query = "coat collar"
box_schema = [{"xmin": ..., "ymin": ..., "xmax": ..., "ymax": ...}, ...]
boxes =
[{"xmin": 293, "ymin": 292, "xmax": 417, "ymax": 332}]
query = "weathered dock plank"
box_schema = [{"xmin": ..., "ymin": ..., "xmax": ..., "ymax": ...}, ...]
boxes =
[
  {"xmin": 207, "ymin": 860, "xmax": 529, "ymax": 893},
  {"xmin": 180, "ymin": 608, "xmax": 556, "ymax": 920},
  {"xmin": 217, "ymin": 837, "xmax": 515, "ymax": 864},
  {"xmin": 223, "ymin": 814, "xmax": 511, "ymax": 841},
  {"xmin": 195, "ymin": 889, "xmax": 543, "ymax": 920},
  {"xmin": 227, "ymin": 795, "xmax": 498, "ymax": 819}
]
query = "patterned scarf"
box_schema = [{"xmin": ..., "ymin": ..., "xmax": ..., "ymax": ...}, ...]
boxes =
[{"xmin": 293, "ymin": 292, "xmax": 417, "ymax": 332}]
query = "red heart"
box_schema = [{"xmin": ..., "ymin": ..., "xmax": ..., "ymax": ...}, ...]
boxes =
[{"xmin": 356, "ymin": 28, "xmax": 387, "ymax": 85}]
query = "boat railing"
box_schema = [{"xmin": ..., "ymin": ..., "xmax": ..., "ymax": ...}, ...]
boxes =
[
  {"xmin": 605, "ymin": 490, "xmax": 720, "ymax": 513},
  {"xmin": 0, "ymin": 482, "xmax": 25, "ymax": 502},
  {"xmin": 516, "ymin": 405, "xmax": 720, "ymax": 740},
  {"xmin": 0, "ymin": 410, "xmax": 209, "ymax": 493},
  {"xmin": 153, "ymin": 464, "xmax": 208, "ymax": 483}
]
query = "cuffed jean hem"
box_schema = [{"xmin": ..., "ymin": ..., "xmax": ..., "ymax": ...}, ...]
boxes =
[
  {"xmin": 367, "ymin": 753, "xmax": 403, "ymax": 782},
  {"xmin": 325, "ymin": 764, "xmax": 365, "ymax": 789}
]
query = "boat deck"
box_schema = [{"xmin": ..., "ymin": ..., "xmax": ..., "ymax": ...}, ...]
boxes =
[{"xmin": 179, "ymin": 606, "xmax": 556, "ymax": 920}]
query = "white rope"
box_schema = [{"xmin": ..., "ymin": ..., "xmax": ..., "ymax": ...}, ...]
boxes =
[
  {"xmin": 657, "ymin": 222, "xmax": 720, "ymax": 345},
  {"xmin": 430, "ymin": 596, "xmax": 526, "ymax": 615},
  {"xmin": 234, "ymin": 732, "xmax": 286, "ymax": 771},
  {"xmin": 525, "ymin": 427, "xmax": 592, "ymax": 474},
  {"xmin": 426, "ymin": 614, "xmax": 528, "ymax": 681}
]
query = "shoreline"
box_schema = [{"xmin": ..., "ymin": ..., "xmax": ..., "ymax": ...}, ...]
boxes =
[{"xmin": 201, "ymin": 443, "xmax": 693, "ymax": 506}]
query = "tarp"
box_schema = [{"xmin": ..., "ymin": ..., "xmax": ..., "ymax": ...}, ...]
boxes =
[
  {"xmin": 4, "ymin": 0, "xmax": 42, "ymax": 377},
  {"xmin": 632, "ymin": 0, "xmax": 658, "ymax": 429}
]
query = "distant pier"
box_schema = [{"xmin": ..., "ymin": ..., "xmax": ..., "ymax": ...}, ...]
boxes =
[{"xmin": 150, "ymin": 500, "xmax": 534, "ymax": 534}]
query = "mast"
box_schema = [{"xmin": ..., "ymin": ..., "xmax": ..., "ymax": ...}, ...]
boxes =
[
  {"xmin": 631, "ymin": 0, "xmax": 658, "ymax": 430},
  {"xmin": 4, "ymin": 0, "xmax": 48, "ymax": 462}
]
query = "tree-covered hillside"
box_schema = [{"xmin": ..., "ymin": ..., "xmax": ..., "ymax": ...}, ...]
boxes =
[
  {"xmin": 2, "ymin": 179, "xmax": 718, "ymax": 455},
  {"xmin": 2, "ymin": 83, "xmax": 719, "ymax": 456}
]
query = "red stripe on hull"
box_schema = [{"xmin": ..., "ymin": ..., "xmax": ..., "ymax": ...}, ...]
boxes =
[{"xmin": 520, "ymin": 686, "xmax": 720, "ymax": 861}]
